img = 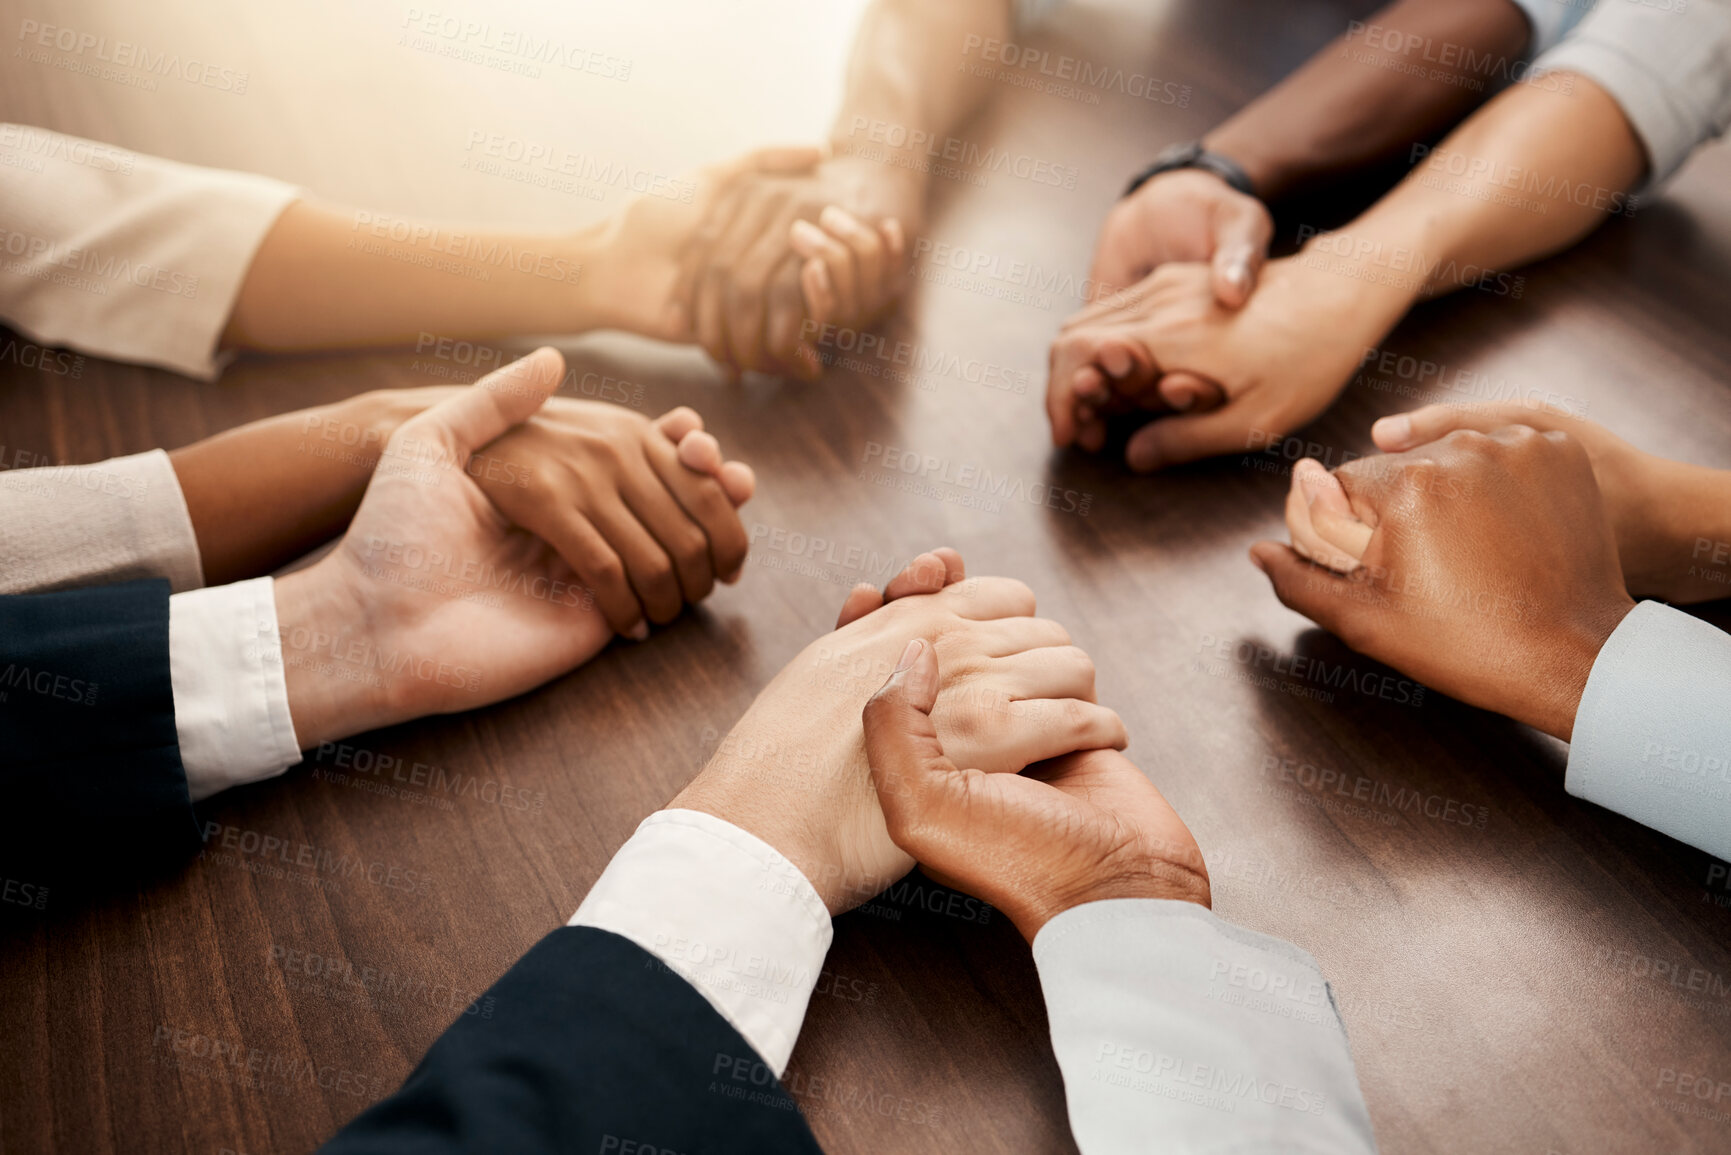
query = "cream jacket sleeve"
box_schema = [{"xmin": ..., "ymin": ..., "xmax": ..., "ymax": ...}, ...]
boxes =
[{"xmin": 0, "ymin": 122, "xmax": 299, "ymax": 380}]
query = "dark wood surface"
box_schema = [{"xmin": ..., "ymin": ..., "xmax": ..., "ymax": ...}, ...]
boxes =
[{"xmin": 6, "ymin": 1, "xmax": 1731, "ymax": 1152}]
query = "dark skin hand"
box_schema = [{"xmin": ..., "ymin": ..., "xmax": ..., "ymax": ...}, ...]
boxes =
[
  {"xmin": 1254, "ymin": 424, "xmax": 1637, "ymax": 741},
  {"xmin": 863, "ymin": 639, "xmax": 1209, "ymax": 943},
  {"xmin": 1058, "ymin": 0, "xmax": 1542, "ymax": 461},
  {"xmin": 1368, "ymin": 402, "xmax": 1731, "ymax": 606}
]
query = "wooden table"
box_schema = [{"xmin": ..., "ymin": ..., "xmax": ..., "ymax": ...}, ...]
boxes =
[{"xmin": 5, "ymin": 1, "xmax": 1731, "ymax": 1151}]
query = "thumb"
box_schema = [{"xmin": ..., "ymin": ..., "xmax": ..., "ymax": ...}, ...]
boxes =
[
  {"xmin": 396, "ymin": 347, "xmax": 563, "ymax": 462},
  {"xmin": 1209, "ymin": 196, "xmax": 1271, "ymax": 309},
  {"xmin": 861, "ymin": 639, "xmax": 957, "ymax": 849},
  {"xmin": 1124, "ymin": 404, "xmax": 1258, "ymax": 472},
  {"xmin": 1293, "ymin": 459, "xmax": 1372, "ymax": 567},
  {"xmin": 1249, "ymin": 541, "xmax": 1353, "ymax": 633}
]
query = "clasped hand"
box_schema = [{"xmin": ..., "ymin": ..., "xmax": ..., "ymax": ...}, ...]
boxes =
[
  {"xmin": 1254, "ymin": 412, "xmax": 1638, "ymax": 740},
  {"xmin": 274, "ymin": 348, "xmax": 754, "ymax": 749}
]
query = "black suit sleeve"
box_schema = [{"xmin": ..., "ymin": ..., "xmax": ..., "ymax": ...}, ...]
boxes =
[
  {"xmin": 321, "ymin": 926, "xmax": 824, "ymax": 1155},
  {"xmin": 0, "ymin": 579, "xmax": 198, "ymax": 877}
]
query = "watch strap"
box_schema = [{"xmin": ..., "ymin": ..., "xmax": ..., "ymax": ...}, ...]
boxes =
[{"xmin": 1123, "ymin": 141, "xmax": 1257, "ymax": 198}]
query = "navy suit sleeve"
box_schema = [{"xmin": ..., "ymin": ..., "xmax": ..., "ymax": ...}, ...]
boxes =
[
  {"xmin": 0, "ymin": 579, "xmax": 198, "ymax": 875},
  {"xmin": 322, "ymin": 926, "xmax": 825, "ymax": 1155}
]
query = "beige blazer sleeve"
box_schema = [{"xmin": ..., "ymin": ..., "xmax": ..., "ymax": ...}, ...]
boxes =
[
  {"xmin": 0, "ymin": 123, "xmax": 299, "ymax": 380},
  {"xmin": 0, "ymin": 449, "xmax": 203, "ymax": 594}
]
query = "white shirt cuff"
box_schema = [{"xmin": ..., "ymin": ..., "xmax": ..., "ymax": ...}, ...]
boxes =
[
  {"xmin": 1566, "ymin": 600, "xmax": 1731, "ymax": 859},
  {"xmin": 1033, "ymin": 899, "xmax": 1378, "ymax": 1155},
  {"xmin": 168, "ymin": 576, "xmax": 302, "ymax": 802},
  {"xmin": 570, "ymin": 809, "xmax": 833, "ymax": 1075}
]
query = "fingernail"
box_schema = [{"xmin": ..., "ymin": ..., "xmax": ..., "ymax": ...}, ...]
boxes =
[
  {"xmin": 1374, "ymin": 414, "xmax": 1412, "ymax": 448},
  {"xmin": 819, "ymin": 205, "xmax": 854, "ymax": 234},
  {"xmin": 1227, "ymin": 257, "xmax": 1249, "ymax": 289},
  {"xmin": 894, "ymin": 638, "xmax": 924, "ymax": 673},
  {"xmin": 1169, "ymin": 390, "xmax": 1195, "ymax": 413},
  {"xmin": 627, "ymin": 621, "xmax": 650, "ymax": 641}
]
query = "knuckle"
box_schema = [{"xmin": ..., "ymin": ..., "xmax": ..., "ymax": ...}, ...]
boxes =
[
  {"xmin": 588, "ymin": 555, "xmax": 626, "ymax": 587},
  {"xmin": 1063, "ymin": 646, "xmax": 1098, "ymax": 688},
  {"xmin": 640, "ymin": 555, "xmax": 676, "ymax": 587},
  {"xmin": 675, "ymin": 526, "xmax": 711, "ymax": 565},
  {"xmin": 1498, "ymin": 423, "xmax": 1543, "ymax": 449},
  {"xmin": 1002, "ymin": 579, "xmax": 1037, "ymax": 614},
  {"xmin": 1438, "ymin": 428, "xmax": 1489, "ymax": 451}
]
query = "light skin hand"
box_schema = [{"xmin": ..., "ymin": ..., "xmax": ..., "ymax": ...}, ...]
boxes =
[
  {"xmin": 1089, "ymin": 169, "xmax": 1273, "ymax": 310},
  {"xmin": 1369, "ymin": 402, "xmax": 1731, "ymax": 606},
  {"xmin": 172, "ymin": 378, "xmax": 754, "ymax": 628},
  {"xmin": 580, "ymin": 146, "xmax": 840, "ymax": 345},
  {"xmin": 1252, "ymin": 425, "xmax": 1637, "ymax": 741},
  {"xmin": 1047, "ymin": 255, "xmax": 1412, "ymax": 469},
  {"xmin": 1049, "ymin": 54, "xmax": 1650, "ymax": 472},
  {"xmin": 673, "ymin": 155, "xmax": 919, "ymax": 381},
  {"xmin": 275, "ymin": 348, "xmax": 622, "ymax": 751},
  {"xmin": 672, "ymin": 552, "xmax": 1128, "ymax": 915},
  {"xmin": 863, "ymin": 639, "xmax": 1209, "ymax": 944},
  {"xmin": 222, "ymin": 147, "xmax": 829, "ymax": 355},
  {"xmin": 834, "ymin": 547, "xmax": 967, "ymax": 629}
]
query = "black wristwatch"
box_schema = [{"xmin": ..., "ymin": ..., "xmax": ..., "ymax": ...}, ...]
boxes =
[{"xmin": 1122, "ymin": 141, "xmax": 1257, "ymax": 199}]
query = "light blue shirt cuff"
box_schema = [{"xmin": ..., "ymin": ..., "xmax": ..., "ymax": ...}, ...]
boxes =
[
  {"xmin": 1033, "ymin": 899, "xmax": 1378, "ymax": 1154},
  {"xmin": 1013, "ymin": 0, "xmax": 1064, "ymax": 31},
  {"xmin": 1533, "ymin": 0, "xmax": 1731, "ymax": 188},
  {"xmin": 1567, "ymin": 600, "xmax": 1731, "ymax": 859},
  {"xmin": 1506, "ymin": 0, "xmax": 1592, "ymax": 56}
]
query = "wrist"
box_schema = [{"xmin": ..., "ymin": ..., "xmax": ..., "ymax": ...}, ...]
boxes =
[
  {"xmin": 824, "ymin": 134, "xmax": 933, "ymax": 208},
  {"xmin": 341, "ymin": 389, "xmax": 427, "ymax": 462},
  {"xmin": 1531, "ymin": 597, "xmax": 1636, "ymax": 742},
  {"xmin": 1632, "ymin": 461, "xmax": 1731, "ymax": 603},
  {"xmin": 560, "ymin": 220, "xmax": 615, "ymax": 332},
  {"xmin": 1014, "ymin": 865, "xmax": 1212, "ymax": 944},
  {"xmin": 671, "ymin": 776, "xmax": 857, "ymax": 915},
  {"xmin": 1290, "ymin": 210, "xmax": 1429, "ymax": 323},
  {"xmin": 1201, "ymin": 130, "xmax": 1283, "ymax": 202},
  {"xmin": 274, "ymin": 562, "xmax": 391, "ymax": 750}
]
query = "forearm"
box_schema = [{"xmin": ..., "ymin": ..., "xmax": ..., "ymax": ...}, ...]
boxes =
[
  {"xmin": 168, "ymin": 389, "xmax": 433, "ymax": 585},
  {"xmin": 222, "ymin": 200, "xmax": 613, "ymax": 352},
  {"xmin": 1291, "ymin": 72, "xmax": 1644, "ymax": 312},
  {"xmin": 827, "ymin": 0, "xmax": 1013, "ymax": 182},
  {"xmin": 1206, "ymin": 0, "xmax": 1532, "ymax": 200},
  {"xmin": 1640, "ymin": 460, "xmax": 1731, "ymax": 604}
]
